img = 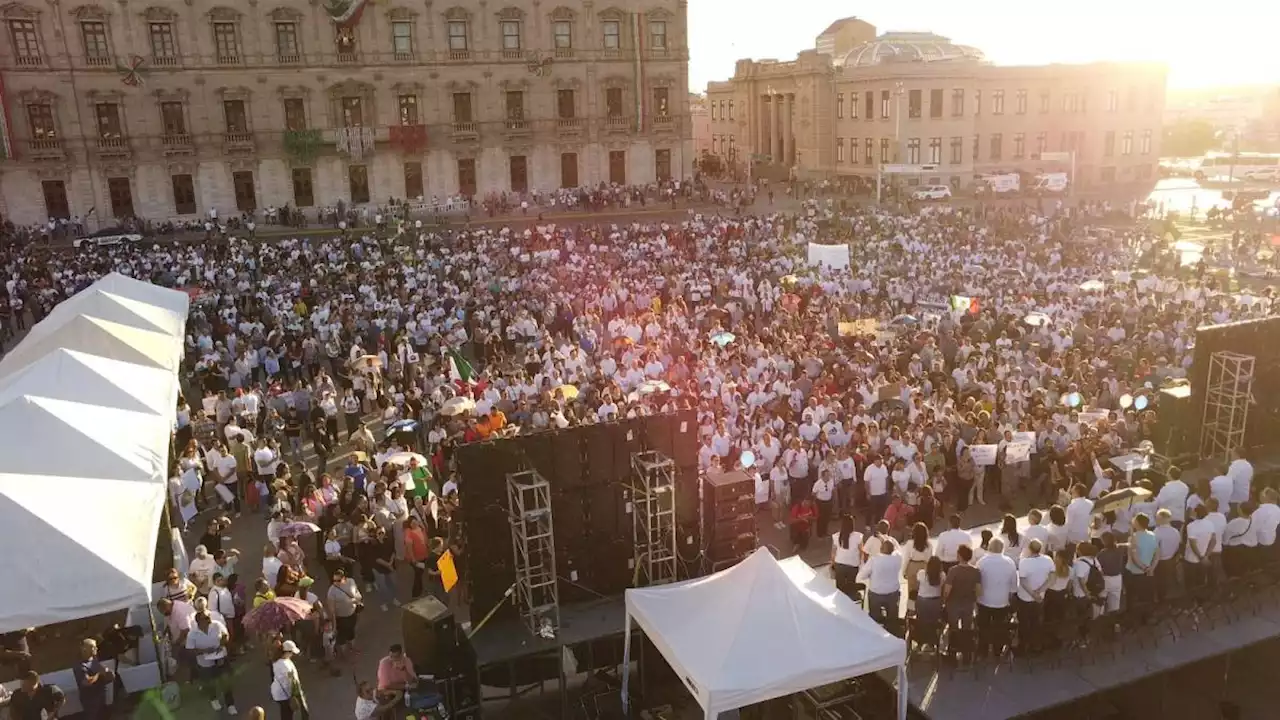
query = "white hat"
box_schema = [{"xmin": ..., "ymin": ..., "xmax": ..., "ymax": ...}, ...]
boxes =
[{"xmin": 281, "ymin": 640, "xmax": 300, "ymax": 654}]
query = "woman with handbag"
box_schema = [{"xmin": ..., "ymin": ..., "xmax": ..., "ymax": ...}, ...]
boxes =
[{"xmin": 269, "ymin": 640, "xmax": 308, "ymax": 720}]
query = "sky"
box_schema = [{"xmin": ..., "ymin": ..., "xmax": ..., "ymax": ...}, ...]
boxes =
[{"xmin": 687, "ymin": 0, "xmax": 1280, "ymax": 92}]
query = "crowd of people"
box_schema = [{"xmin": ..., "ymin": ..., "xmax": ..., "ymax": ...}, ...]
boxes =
[{"xmin": 2, "ymin": 179, "xmax": 1278, "ymax": 717}]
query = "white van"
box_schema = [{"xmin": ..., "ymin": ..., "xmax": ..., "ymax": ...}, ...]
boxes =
[
  {"xmin": 911, "ymin": 185, "xmax": 952, "ymax": 201},
  {"xmin": 974, "ymin": 173, "xmax": 1020, "ymax": 196},
  {"xmin": 1033, "ymin": 172, "xmax": 1070, "ymax": 194}
]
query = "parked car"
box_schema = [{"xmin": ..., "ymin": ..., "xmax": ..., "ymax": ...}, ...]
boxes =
[{"xmin": 912, "ymin": 185, "xmax": 952, "ymax": 201}]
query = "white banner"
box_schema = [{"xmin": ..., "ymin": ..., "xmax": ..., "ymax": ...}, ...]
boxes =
[
  {"xmin": 1006, "ymin": 442, "xmax": 1032, "ymax": 464},
  {"xmin": 970, "ymin": 444, "xmax": 998, "ymax": 466},
  {"xmin": 1013, "ymin": 431, "xmax": 1037, "ymax": 452},
  {"xmin": 807, "ymin": 242, "xmax": 850, "ymax": 270}
]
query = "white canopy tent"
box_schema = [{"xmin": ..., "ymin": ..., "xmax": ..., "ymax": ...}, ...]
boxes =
[
  {"xmin": 0, "ymin": 395, "xmax": 170, "ymax": 633},
  {"xmin": 0, "ymin": 314, "xmax": 181, "ymax": 378},
  {"xmin": 621, "ymin": 548, "xmax": 909, "ymax": 720},
  {"xmin": 0, "ymin": 348, "xmax": 178, "ymax": 417},
  {"xmin": 38, "ymin": 287, "xmax": 186, "ymax": 339},
  {"xmin": 90, "ymin": 272, "xmax": 191, "ymax": 328}
]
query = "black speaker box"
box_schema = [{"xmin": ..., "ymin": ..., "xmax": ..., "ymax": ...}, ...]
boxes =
[
  {"xmin": 675, "ymin": 466, "xmax": 700, "ymax": 526},
  {"xmin": 552, "ymin": 487, "xmax": 587, "ymax": 548},
  {"xmin": 583, "ymin": 423, "xmax": 615, "ymax": 486},
  {"xmin": 515, "ymin": 432, "xmax": 557, "ymax": 488},
  {"xmin": 612, "ymin": 419, "xmax": 644, "ymax": 481},
  {"xmin": 1154, "ymin": 384, "xmax": 1194, "ymax": 458},
  {"xmin": 588, "ymin": 483, "xmax": 621, "ymax": 538},
  {"xmin": 642, "ymin": 413, "xmax": 676, "ymax": 458},
  {"xmin": 672, "ymin": 409, "xmax": 699, "ymax": 468},
  {"xmin": 548, "ymin": 428, "xmax": 583, "ymax": 490},
  {"xmin": 402, "ymin": 595, "xmax": 459, "ymax": 675}
]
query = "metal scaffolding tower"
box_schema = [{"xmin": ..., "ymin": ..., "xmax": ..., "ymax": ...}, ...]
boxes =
[
  {"xmin": 630, "ymin": 450, "xmax": 678, "ymax": 586},
  {"xmin": 506, "ymin": 470, "xmax": 559, "ymax": 636},
  {"xmin": 1200, "ymin": 351, "xmax": 1254, "ymax": 463}
]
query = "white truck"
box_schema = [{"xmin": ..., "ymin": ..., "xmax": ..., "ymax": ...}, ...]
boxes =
[
  {"xmin": 974, "ymin": 173, "xmax": 1020, "ymax": 196},
  {"xmin": 1032, "ymin": 172, "xmax": 1070, "ymax": 194}
]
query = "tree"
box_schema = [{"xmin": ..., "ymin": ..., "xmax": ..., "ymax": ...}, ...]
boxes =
[{"xmin": 1162, "ymin": 119, "xmax": 1219, "ymax": 158}]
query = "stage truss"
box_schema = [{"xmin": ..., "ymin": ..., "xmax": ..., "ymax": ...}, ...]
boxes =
[
  {"xmin": 506, "ymin": 470, "xmax": 560, "ymax": 635},
  {"xmin": 630, "ymin": 450, "xmax": 679, "ymax": 586},
  {"xmin": 1200, "ymin": 350, "xmax": 1254, "ymax": 463}
]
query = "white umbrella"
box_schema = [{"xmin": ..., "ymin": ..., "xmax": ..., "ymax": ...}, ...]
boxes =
[
  {"xmin": 1023, "ymin": 312, "xmax": 1052, "ymax": 327},
  {"xmin": 383, "ymin": 451, "xmax": 429, "ymax": 467},
  {"xmin": 1079, "ymin": 280, "xmax": 1105, "ymax": 292},
  {"xmin": 440, "ymin": 396, "xmax": 476, "ymax": 416},
  {"xmin": 638, "ymin": 380, "xmax": 671, "ymax": 395}
]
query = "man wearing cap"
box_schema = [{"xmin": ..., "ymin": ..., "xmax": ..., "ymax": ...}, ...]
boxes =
[{"xmin": 270, "ymin": 640, "xmax": 307, "ymax": 720}]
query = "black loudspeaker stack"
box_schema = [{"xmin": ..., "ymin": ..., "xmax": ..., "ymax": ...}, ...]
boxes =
[
  {"xmin": 401, "ymin": 596, "xmax": 479, "ymax": 718},
  {"xmin": 1154, "ymin": 384, "xmax": 1194, "ymax": 460},
  {"xmin": 701, "ymin": 469, "xmax": 758, "ymax": 570}
]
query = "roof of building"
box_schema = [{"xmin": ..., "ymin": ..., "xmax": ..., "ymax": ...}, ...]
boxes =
[
  {"xmin": 836, "ymin": 31, "xmax": 984, "ymax": 68},
  {"xmin": 817, "ymin": 17, "xmax": 864, "ymax": 39}
]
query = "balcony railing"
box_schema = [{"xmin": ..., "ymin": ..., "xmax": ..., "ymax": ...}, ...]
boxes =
[
  {"xmin": 336, "ymin": 52, "xmax": 359, "ymax": 64},
  {"xmin": 216, "ymin": 54, "xmax": 241, "ymax": 65},
  {"xmin": 604, "ymin": 115, "xmax": 632, "ymax": 132},
  {"xmin": 448, "ymin": 49, "xmax": 470, "ymax": 61},
  {"xmin": 554, "ymin": 47, "xmax": 575, "ymax": 59},
  {"xmin": 602, "ymin": 47, "xmax": 622, "ymax": 59},
  {"xmin": 277, "ymin": 53, "xmax": 301, "ymax": 65},
  {"xmin": 162, "ymin": 133, "xmax": 193, "ymax": 151},
  {"xmin": 14, "ymin": 54, "xmax": 41, "ymax": 67},
  {"xmin": 151, "ymin": 55, "xmax": 178, "ymax": 67},
  {"xmin": 85, "ymin": 55, "xmax": 112, "ymax": 67},
  {"xmin": 501, "ymin": 49, "xmax": 523, "ymax": 60},
  {"xmin": 393, "ymin": 51, "xmax": 415, "ymax": 62},
  {"xmin": 96, "ymin": 136, "xmax": 130, "ymax": 154},
  {"xmin": 556, "ymin": 117, "xmax": 583, "ymax": 133},
  {"xmin": 224, "ymin": 131, "xmax": 254, "ymax": 147},
  {"xmin": 452, "ymin": 121, "xmax": 478, "ymax": 137},
  {"xmin": 28, "ymin": 137, "xmax": 63, "ymax": 157},
  {"xmin": 504, "ymin": 118, "xmax": 531, "ymax": 135}
]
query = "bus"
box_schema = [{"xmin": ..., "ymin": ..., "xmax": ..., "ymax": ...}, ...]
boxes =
[{"xmin": 1195, "ymin": 152, "xmax": 1280, "ymax": 182}]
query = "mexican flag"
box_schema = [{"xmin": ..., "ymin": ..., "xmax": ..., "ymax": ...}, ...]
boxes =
[
  {"xmin": 447, "ymin": 349, "xmax": 475, "ymax": 392},
  {"xmin": 324, "ymin": 0, "xmax": 369, "ymax": 26}
]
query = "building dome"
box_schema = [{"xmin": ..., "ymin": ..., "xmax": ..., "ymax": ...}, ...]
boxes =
[{"xmin": 836, "ymin": 31, "xmax": 984, "ymax": 68}]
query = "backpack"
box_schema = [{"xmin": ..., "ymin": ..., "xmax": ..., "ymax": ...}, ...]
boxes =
[{"xmin": 1084, "ymin": 558, "xmax": 1105, "ymax": 598}]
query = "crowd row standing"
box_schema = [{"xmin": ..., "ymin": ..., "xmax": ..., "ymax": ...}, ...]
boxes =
[{"xmin": 0, "ymin": 191, "xmax": 1275, "ymax": 717}]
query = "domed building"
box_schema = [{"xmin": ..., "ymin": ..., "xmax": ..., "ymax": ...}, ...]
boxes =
[{"xmin": 705, "ymin": 17, "xmax": 1167, "ymax": 192}]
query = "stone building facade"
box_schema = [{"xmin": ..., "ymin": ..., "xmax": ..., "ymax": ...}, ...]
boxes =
[
  {"xmin": 706, "ymin": 21, "xmax": 1168, "ymax": 191},
  {"xmin": 0, "ymin": 0, "xmax": 693, "ymax": 225}
]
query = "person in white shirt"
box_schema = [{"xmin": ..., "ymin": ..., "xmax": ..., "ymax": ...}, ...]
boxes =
[
  {"xmin": 1208, "ymin": 469, "xmax": 1234, "ymax": 514},
  {"xmin": 185, "ymin": 611, "xmax": 236, "ymax": 714},
  {"xmin": 1022, "ymin": 509, "xmax": 1049, "ymax": 556},
  {"xmin": 1204, "ymin": 498, "xmax": 1228, "ymax": 581},
  {"xmin": 1252, "ymin": 488, "xmax": 1280, "ymax": 559},
  {"xmin": 1223, "ymin": 501, "xmax": 1259, "ymax": 577},
  {"xmin": 1152, "ymin": 509, "xmax": 1182, "ymax": 601},
  {"xmin": 271, "ymin": 640, "xmax": 305, "ymax": 718},
  {"xmin": 1184, "ymin": 505, "xmax": 1218, "ymax": 593},
  {"xmin": 857, "ymin": 536, "xmax": 903, "ymax": 625},
  {"xmin": 1227, "ymin": 451, "xmax": 1254, "ymax": 509},
  {"xmin": 1065, "ymin": 484, "xmax": 1094, "ymax": 545},
  {"xmin": 830, "ymin": 515, "xmax": 864, "ymax": 602},
  {"xmin": 207, "ymin": 573, "xmax": 239, "ymax": 650},
  {"xmin": 864, "ymin": 456, "xmax": 890, "ymax": 520},
  {"xmin": 975, "ymin": 538, "xmax": 1018, "ymax": 657},
  {"xmin": 1015, "ymin": 539, "xmax": 1055, "ymax": 653},
  {"xmin": 1155, "ymin": 469, "xmax": 1190, "ymax": 526},
  {"xmin": 1070, "ymin": 542, "xmax": 1104, "ymax": 618},
  {"xmin": 935, "ymin": 514, "xmax": 972, "ymax": 570},
  {"xmin": 812, "ymin": 470, "xmax": 836, "ymax": 536}
]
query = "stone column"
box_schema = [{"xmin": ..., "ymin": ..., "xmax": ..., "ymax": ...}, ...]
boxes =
[
  {"xmin": 783, "ymin": 94, "xmax": 794, "ymax": 167},
  {"xmin": 771, "ymin": 94, "xmax": 782, "ymax": 162},
  {"xmin": 757, "ymin": 95, "xmax": 768, "ymax": 159}
]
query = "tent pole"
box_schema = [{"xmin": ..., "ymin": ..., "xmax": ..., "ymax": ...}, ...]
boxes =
[
  {"xmin": 621, "ymin": 612, "xmax": 633, "ymax": 714},
  {"xmin": 896, "ymin": 661, "xmax": 906, "ymax": 717}
]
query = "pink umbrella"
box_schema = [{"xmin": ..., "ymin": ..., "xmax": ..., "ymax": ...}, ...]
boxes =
[
  {"xmin": 277, "ymin": 521, "xmax": 322, "ymax": 538},
  {"xmin": 241, "ymin": 596, "xmax": 314, "ymax": 634}
]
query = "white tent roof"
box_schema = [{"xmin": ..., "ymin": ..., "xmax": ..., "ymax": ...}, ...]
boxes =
[
  {"xmin": 0, "ymin": 315, "xmax": 180, "ymax": 378},
  {"xmin": 624, "ymin": 548, "xmax": 907, "ymax": 717},
  {"xmin": 90, "ymin": 272, "xmax": 190, "ymax": 325},
  {"xmin": 39, "ymin": 287, "xmax": 185, "ymax": 339},
  {"xmin": 0, "ymin": 395, "xmax": 169, "ymax": 482},
  {"xmin": 0, "ymin": 348, "xmax": 177, "ymax": 417}
]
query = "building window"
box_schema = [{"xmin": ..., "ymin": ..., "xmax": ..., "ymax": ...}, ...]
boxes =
[
  {"xmin": 501, "ymin": 20, "xmax": 521, "ymax": 51},
  {"xmin": 906, "ymin": 138, "xmax": 920, "ymax": 164},
  {"xmin": 1015, "ymin": 89, "xmax": 1027, "ymax": 115},
  {"xmin": 728, "ymin": 100, "xmax": 734, "ymax": 120},
  {"xmin": 26, "ymin": 103, "xmax": 55, "ymax": 139},
  {"xmin": 1013, "ymin": 133, "xmax": 1025, "ymax": 159},
  {"xmin": 972, "ymin": 134, "xmax": 980, "ymax": 163},
  {"xmin": 652, "ymin": 87, "xmax": 669, "ymax": 116},
  {"xmin": 1104, "ymin": 130, "xmax": 1115, "ymax": 157},
  {"xmin": 557, "ymin": 89, "xmax": 576, "ymax": 119},
  {"xmin": 950, "ymin": 136, "xmax": 963, "ymax": 164},
  {"xmin": 709, "ymin": 102, "xmax": 716, "ymax": 121},
  {"xmin": 836, "ymin": 138, "xmax": 844, "ymax": 163},
  {"xmin": 275, "ymin": 22, "xmax": 299, "ymax": 59},
  {"xmin": 8, "ymin": 19, "xmax": 40, "ymax": 63},
  {"xmin": 849, "ymin": 137, "xmax": 858, "ymax": 164},
  {"xmin": 392, "ymin": 21, "xmax": 413, "ymax": 56},
  {"xmin": 605, "ymin": 87, "xmax": 623, "ymax": 117},
  {"xmin": 291, "ymin": 167, "xmax": 314, "ymax": 206},
  {"xmin": 879, "ymin": 138, "xmax": 889, "ymax": 164},
  {"xmin": 602, "ymin": 19, "xmax": 620, "ymax": 49},
  {"xmin": 656, "ymin": 148, "xmax": 671, "ymax": 181},
  {"xmin": 341, "ymin": 96, "xmax": 364, "ymax": 127},
  {"xmin": 80, "ymin": 21, "xmax": 110, "ymax": 64},
  {"xmin": 42, "ymin": 180, "xmax": 69, "ymax": 219},
  {"xmin": 171, "ymin": 174, "xmax": 196, "ymax": 214},
  {"xmin": 951, "ymin": 89, "xmax": 964, "ymax": 116},
  {"xmin": 992, "ymin": 90, "xmax": 1004, "ymax": 115},
  {"xmin": 348, "ymin": 165, "xmax": 370, "ymax": 204},
  {"xmin": 836, "ymin": 93, "xmax": 843, "ymax": 119},
  {"xmin": 1036, "ymin": 132, "xmax": 1048, "ymax": 155},
  {"xmin": 1107, "ymin": 89, "xmax": 1119, "ymax": 113},
  {"xmin": 864, "ymin": 138, "xmax": 872, "ymax": 164},
  {"xmin": 398, "ymin": 95, "xmax": 418, "ymax": 125},
  {"xmin": 908, "ymin": 89, "xmax": 921, "ymax": 119},
  {"xmin": 928, "ymin": 137, "xmax": 941, "ymax": 164},
  {"xmin": 989, "ymin": 133, "xmax": 1002, "ymax": 161},
  {"xmin": 95, "ymin": 103, "xmax": 122, "ymax": 139},
  {"xmin": 930, "ymin": 89, "xmax": 943, "ymax": 118},
  {"xmin": 1063, "ymin": 93, "xmax": 1079, "ymax": 113},
  {"xmin": 447, "ymin": 20, "xmax": 468, "ymax": 51},
  {"xmin": 1122, "ymin": 130, "xmax": 1133, "ymax": 156},
  {"xmin": 1140, "ymin": 129, "xmax": 1152, "ymax": 155},
  {"xmin": 648, "ymin": 21, "xmax": 666, "ymax": 50},
  {"xmin": 283, "ymin": 98, "xmax": 307, "ymax": 131},
  {"xmin": 1039, "ymin": 91, "xmax": 1051, "ymax": 113},
  {"xmin": 553, "ymin": 20, "xmax": 572, "ymax": 49},
  {"xmin": 506, "ymin": 90, "xmax": 525, "ymax": 121},
  {"xmin": 148, "ymin": 22, "xmax": 175, "ymax": 62},
  {"xmin": 880, "ymin": 90, "xmax": 890, "ymax": 119},
  {"xmin": 974, "ymin": 90, "xmax": 981, "ymax": 115},
  {"xmin": 159, "ymin": 101, "xmax": 186, "ymax": 136},
  {"xmin": 848, "ymin": 96, "xmax": 857, "ymax": 119},
  {"xmin": 404, "ymin": 161, "xmax": 424, "ymax": 198},
  {"xmin": 864, "ymin": 91, "xmax": 873, "ymax": 119},
  {"xmin": 452, "ymin": 92, "xmax": 472, "ymax": 123},
  {"xmin": 213, "ymin": 22, "xmax": 239, "ymax": 62},
  {"xmin": 223, "ymin": 100, "xmax": 248, "ymax": 133}
]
